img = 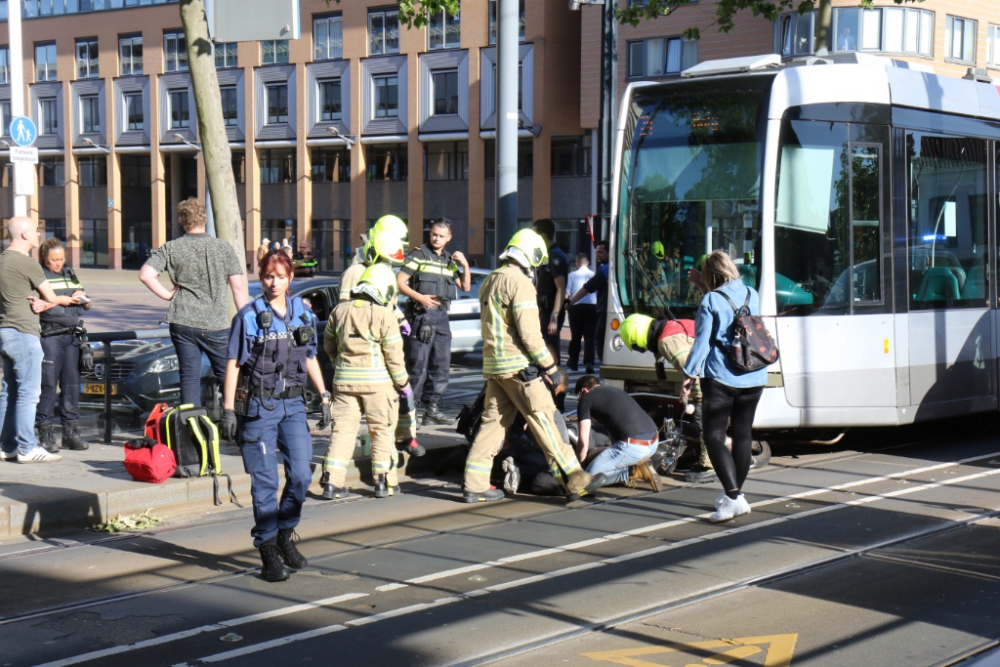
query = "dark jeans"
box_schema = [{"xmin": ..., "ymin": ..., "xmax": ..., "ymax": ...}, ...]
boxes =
[
  {"xmin": 701, "ymin": 378, "xmax": 763, "ymax": 496},
  {"xmin": 567, "ymin": 304, "xmax": 597, "ymax": 369},
  {"xmin": 404, "ymin": 309, "xmax": 452, "ymax": 404},
  {"xmin": 169, "ymin": 324, "xmax": 229, "ymax": 407},
  {"xmin": 37, "ymin": 333, "xmax": 80, "ymax": 426},
  {"xmin": 539, "ymin": 305, "xmax": 566, "ymax": 360},
  {"xmin": 596, "ymin": 313, "xmax": 606, "ymax": 362}
]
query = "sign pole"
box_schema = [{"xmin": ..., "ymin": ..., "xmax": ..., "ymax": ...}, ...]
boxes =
[{"xmin": 8, "ymin": 0, "xmax": 31, "ymax": 217}]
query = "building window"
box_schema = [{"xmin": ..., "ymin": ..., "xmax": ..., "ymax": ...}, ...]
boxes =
[
  {"xmin": 627, "ymin": 37, "xmax": 685, "ymax": 77},
  {"xmin": 485, "ymin": 139, "xmax": 533, "ymax": 178},
  {"xmin": 220, "ymin": 85, "xmax": 238, "ymax": 126},
  {"xmin": 214, "ymin": 42, "xmax": 237, "ymax": 69},
  {"xmin": 0, "ymin": 47, "xmax": 9, "ymax": 84},
  {"xmin": 825, "ymin": 7, "xmax": 933, "ymax": 56},
  {"xmin": 311, "ymin": 147, "xmax": 351, "ymax": 182},
  {"xmin": 164, "ymin": 32, "xmax": 188, "ymax": 72},
  {"xmin": 76, "ymin": 38, "xmax": 99, "ymax": 79},
  {"xmin": 262, "ymin": 40, "xmax": 289, "ymax": 65},
  {"xmin": 990, "ymin": 25, "xmax": 1000, "ymax": 68},
  {"xmin": 119, "ymin": 35, "xmax": 143, "ymax": 76},
  {"xmin": 124, "ymin": 92, "xmax": 143, "ymax": 132},
  {"xmin": 428, "ymin": 8, "xmax": 460, "ymax": 50},
  {"xmin": 314, "ymin": 15, "xmax": 343, "ymax": 60},
  {"xmin": 374, "ymin": 75, "xmax": 398, "ymax": 119},
  {"xmin": 551, "ymin": 136, "xmax": 591, "ymax": 178},
  {"xmin": 35, "ymin": 43, "xmax": 57, "ymax": 82},
  {"xmin": 260, "ymin": 148, "xmax": 296, "ymax": 184},
  {"xmin": 369, "ymin": 9, "xmax": 400, "ymax": 55},
  {"xmin": 946, "ymin": 16, "xmax": 977, "ymax": 63},
  {"xmin": 39, "ymin": 98, "xmax": 58, "ymax": 135},
  {"xmin": 170, "ymin": 90, "xmax": 189, "ymax": 129},
  {"xmin": 37, "ymin": 157, "xmax": 65, "ymax": 186},
  {"xmin": 232, "ymin": 151, "xmax": 246, "ymax": 184},
  {"xmin": 266, "ymin": 83, "xmax": 288, "ymax": 125},
  {"xmin": 488, "ymin": 0, "xmax": 525, "ymax": 46},
  {"xmin": 0, "ymin": 102, "xmax": 10, "ymax": 136},
  {"xmin": 424, "ymin": 141, "xmax": 467, "ymax": 180},
  {"xmin": 366, "ymin": 143, "xmax": 407, "ymax": 181},
  {"xmin": 319, "ymin": 78, "xmax": 342, "ymax": 121},
  {"xmin": 432, "ymin": 69, "xmax": 459, "ymax": 116},
  {"xmin": 79, "ymin": 156, "xmax": 107, "ymax": 187},
  {"xmin": 79, "ymin": 219, "xmax": 109, "ymax": 267},
  {"xmin": 81, "ymin": 95, "xmax": 100, "ymax": 134}
]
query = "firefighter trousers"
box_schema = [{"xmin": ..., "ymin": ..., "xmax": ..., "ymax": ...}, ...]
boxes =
[
  {"xmin": 464, "ymin": 376, "xmax": 590, "ymax": 494},
  {"xmin": 323, "ymin": 387, "xmax": 399, "ymax": 488}
]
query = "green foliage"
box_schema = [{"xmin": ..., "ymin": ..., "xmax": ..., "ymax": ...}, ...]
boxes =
[
  {"xmin": 324, "ymin": 0, "xmax": 460, "ymax": 29},
  {"xmin": 90, "ymin": 510, "xmax": 163, "ymax": 533}
]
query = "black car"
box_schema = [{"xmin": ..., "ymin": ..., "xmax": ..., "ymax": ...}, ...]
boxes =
[{"xmin": 80, "ymin": 276, "xmax": 340, "ymax": 418}]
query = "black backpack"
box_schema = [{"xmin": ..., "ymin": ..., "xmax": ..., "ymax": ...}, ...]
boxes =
[{"xmin": 715, "ymin": 288, "xmax": 779, "ymax": 372}]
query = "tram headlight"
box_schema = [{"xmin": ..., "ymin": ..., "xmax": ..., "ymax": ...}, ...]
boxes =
[{"xmin": 611, "ymin": 335, "xmax": 624, "ymax": 352}]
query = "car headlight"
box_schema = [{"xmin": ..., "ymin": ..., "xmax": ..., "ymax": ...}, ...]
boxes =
[
  {"xmin": 148, "ymin": 355, "xmax": 180, "ymax": 374},
  {"xmin": 611, "ymin": 335, "xmax": 624, "ymax": 352}
]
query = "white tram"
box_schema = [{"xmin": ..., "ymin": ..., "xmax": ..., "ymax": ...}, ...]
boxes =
[{"xmin": 602, "ymin": 53, "xmax": 1000, "ymax": 433}]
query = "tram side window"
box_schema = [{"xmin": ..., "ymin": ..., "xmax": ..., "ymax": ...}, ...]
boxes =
[
  {"xmin": 774, "ymin": 120, "xmax": 882, "ymax": 315},
  {"xmin": 907, "ymin": 132, "xmax": 987, "ymax": 310}
]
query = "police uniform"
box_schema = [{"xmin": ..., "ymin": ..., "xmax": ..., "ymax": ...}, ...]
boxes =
[
  {"xmin": 536, "ymin": 244, "xmax": 569, "ymax": 354},
  {"xmin": 322, "ymin": 294, "xmax": 409, "ymax": 491},
  {"xmin": 36, "ymin": 267, "xmax": 86, "ymax": 434},
  {"xmin": 228, "ymin": 295, "xmax": 317, "ymax": 548},
  {"xmin": 464, "ymin": 263, "xmax": 593, "ymax": 496},
  {"xmin": 401, "ymin": 244, "xmax": 461, "ymax": 410}
]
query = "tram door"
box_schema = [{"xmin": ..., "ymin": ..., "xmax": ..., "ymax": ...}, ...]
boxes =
[{"xmin": 904, "ymin": 131, "xmax": 995, "ymax": 412}]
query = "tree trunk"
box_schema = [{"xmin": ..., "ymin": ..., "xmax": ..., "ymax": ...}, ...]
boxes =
[
  {"xmin": 179, "ymin": 0, "xmax": 248, "ymax": 295},
  {"xmin": 814, "ymin": 0, "xmax": 833, "ymax": 54}
]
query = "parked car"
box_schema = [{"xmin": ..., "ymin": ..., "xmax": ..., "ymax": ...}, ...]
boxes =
[{"xmin": 397, "ymin": 267, "xmax": 490, "ymax": 354}]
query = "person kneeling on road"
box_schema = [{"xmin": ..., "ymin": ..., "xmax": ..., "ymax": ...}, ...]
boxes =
[
  {"xmin": 574, "ymin": 375, "xmax": 662, "ymax": 492},
  {"xmin": 219, "ymin": 251, "xmax": 332, "ymax": 583},
  {"xmin": 322, "ymin": 263, "xmax": 412, "ymax": 501}
]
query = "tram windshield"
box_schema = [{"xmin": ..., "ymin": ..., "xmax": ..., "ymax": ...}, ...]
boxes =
[{"xmin": 616, "ymin": 80, "xmax": 767, "ymax": 319}]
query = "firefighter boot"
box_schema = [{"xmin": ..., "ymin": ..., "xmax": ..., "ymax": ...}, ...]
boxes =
[
  {"xmin": 396, "ymin": 438, "xmax": 426, "ymax": 457},
  {"xmin": 38, "ymin": 423, "xmax": 59, "ymax": 454},
  {"xmin": 276, "ymin": 529, "xmax": 308, "ymax": 569},
  {"xmin": 258, "ymin": 537, "xmax": 291, "ymax": 582},
  {"xmin": 62, "ymin": 421, "xmax": 89, "ymax": 451},
  {"xmin": 375, "ymin": 473, "xmax": 399, "ymax": 498},
  {"xmin": 422, "ymin": 401, "xmax": 451, "ymax": 426}
]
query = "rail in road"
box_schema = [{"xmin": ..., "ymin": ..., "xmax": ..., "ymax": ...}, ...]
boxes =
[{"xmin": 1, "ymin": 433, "xmax": 999, "ymax": 667}]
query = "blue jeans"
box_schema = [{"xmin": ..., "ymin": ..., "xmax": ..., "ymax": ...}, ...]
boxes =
[
  {"xmin": 0, "ymin": 328, "xmax": 45, "ymax": 456},
  {"xmin": 169, "ymin": 324, "xmax": 229, "ymax": 407},
  {"xmin": 587, "ymin": 439, "xmax": 657, "ymax": 486}
]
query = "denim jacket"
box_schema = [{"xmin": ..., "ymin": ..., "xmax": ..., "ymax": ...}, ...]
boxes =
[{"xmin": 682, "ymin": 278, "xmax": 768, "ymax": 388}]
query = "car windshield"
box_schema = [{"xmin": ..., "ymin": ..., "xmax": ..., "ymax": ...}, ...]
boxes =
[{"xmin": 616, "ymin": 78, "xmax": 768, "ymax": 318}]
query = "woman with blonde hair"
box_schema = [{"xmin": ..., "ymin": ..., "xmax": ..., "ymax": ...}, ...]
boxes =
[{"xmin": 681, "ymin": 251, "xmax": 766, "ymax": 522}]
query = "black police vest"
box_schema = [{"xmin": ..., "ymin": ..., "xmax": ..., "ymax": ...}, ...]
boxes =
[
  {"xmin": 41, "ymin": 267, "xmax": 86, "ymax": 327},
  {"xmin": 410, "ymin": 245, "xmax": 458, "ymax": 301},
  {"xmin": 244, "ymin": 297, "xmax": 313, "ymax": 391}
]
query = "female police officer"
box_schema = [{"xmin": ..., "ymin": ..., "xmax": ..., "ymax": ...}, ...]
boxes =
[
  {"xmin": 220, "ymin": 250, "xmax": 332, "ymax": 583},
  {"xmin": 34, "ymin": 238, "xmax": 91, "ymax": 452}
]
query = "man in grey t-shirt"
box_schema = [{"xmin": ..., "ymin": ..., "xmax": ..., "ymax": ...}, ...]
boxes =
[{"xmin": 140, "ymin": 198, "xmax": 248, "ymax": 406}]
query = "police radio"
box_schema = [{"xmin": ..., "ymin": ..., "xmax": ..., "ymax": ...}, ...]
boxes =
[{"xmin": 257, "ymin": 309, "xmax": 273, "ymax": 330}]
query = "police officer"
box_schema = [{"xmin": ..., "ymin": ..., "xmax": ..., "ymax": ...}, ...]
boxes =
[
  {"xmin": 34, "ymin": 238, "xmax": 91, "ymax": 452},
  {"xmin": 322, "ymin": 263, "xmax": 411, "ymax": 500},
  {"xmin": 220, "ymin": 250, "xmax": 332, "ymax": 583},
  {"xmin": 532, "ymin": 219, "xmax": 569, "ymax": 365},
  {"xmin": 397, "ymin": 218, "xmax": 471, "ymax": 426},
  {"xmin": 463, "ymin": 229, "xmax": 606, "ymax": 503}
]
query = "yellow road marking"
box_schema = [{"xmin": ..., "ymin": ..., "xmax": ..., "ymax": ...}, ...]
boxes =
[{"xmin": 582, "ymin": 633, "xmax": 797, "ymax": 667}]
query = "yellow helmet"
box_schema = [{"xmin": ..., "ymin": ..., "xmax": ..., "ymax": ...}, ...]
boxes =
[
  {"xmin": 372, "ymin": 215, "xmax": 408, "ymax": 245},
  {"xmin": 363, "ymin": 229, "xmax": 406, "ymax": 266},
  {"xmin": 652, "ymin": 241, "xmax": 665, "ymax": 260},
  {"xmin": 353, "ymin": 263, "xmax": 397, "ymax": 305},
  {"xmin": 504, "ymin": 229, "xmax": 549, "ymax": 268},
  {"xmin": 620, "ymin": 314, "xmax": 655, "ymax": 352}
]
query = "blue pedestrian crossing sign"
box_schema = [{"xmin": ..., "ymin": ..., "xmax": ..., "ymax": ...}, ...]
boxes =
[{"xmin": 10, "ymin": 116, "xmax": 37, "ymax": 147}]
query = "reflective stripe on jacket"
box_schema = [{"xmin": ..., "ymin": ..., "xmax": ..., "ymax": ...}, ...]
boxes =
[
  {"xmin": 324, "ymin": 297, "xmax": 408, "ymax": 391},
  {"xmin": 480, "ymin": 263, "xmax": 555, "ymax": 378}
]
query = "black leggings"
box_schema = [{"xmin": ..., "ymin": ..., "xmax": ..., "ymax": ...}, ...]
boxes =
[{"xmin": 701, "ymin": 378, "xmax": 764, "ymax": 499}]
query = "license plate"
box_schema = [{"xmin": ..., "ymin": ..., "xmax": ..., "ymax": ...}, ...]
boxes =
[{"xmin": 81, "ymin": 382, "xmax": 116, "ymax": 395}]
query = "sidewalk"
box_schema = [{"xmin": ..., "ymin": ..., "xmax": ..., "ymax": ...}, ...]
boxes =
[{"xmin": 0, "ymin": 420, "xmax": 468, "ymax": 539}]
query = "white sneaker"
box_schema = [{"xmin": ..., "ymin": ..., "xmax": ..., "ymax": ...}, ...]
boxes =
[
  {"xmin": 714, "ymin": 493, "xmax": 727, "ymax": 510},
  {"xmin": 17, "ymin": 448, "xmax": 62, "ymax": 463},
  {"xmin": 733, "ymin": 494, "xmax": 751, "ymax": 518},
  {"xmin": 710, "ymin": 495, "xmax": 742, "ymax": 522},
  {"xmin": 1, "ymin": 450, "xmax": 17, "ymax": 461}
]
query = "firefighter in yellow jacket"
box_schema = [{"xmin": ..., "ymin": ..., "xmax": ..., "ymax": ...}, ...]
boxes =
[
  {"xmin": 322, "ymin": 263, "xmax": 412, "ymax": 500},
  {"xmin": 463, "ymin": 229, "xmax": 606, "ymax": 503}
]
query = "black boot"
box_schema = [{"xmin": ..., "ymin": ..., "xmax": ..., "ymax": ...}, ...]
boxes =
[
  {"xmin": 395, "ymin": 438, "xmax": 426, "ymax": 457},
  {"xmin": 258, "ymin": 537, "xmax": 291, "ymax": 582},
  {"xmin": 276, "ymin": 529, "xmax": 308, "ymax": 569},
  {"xmin": 322, "ymin": 484, "xmax": 353, "ymax": 500},
  {"xmin": 421, "ymin": 401, "xmax": 451, "ymax": 426},
  {"xmin": 38, "ymin": 423, "xmax": 59, "ymax": 454},
  {"xmin": 61, "ymin": 421, "xmax": 89, "ymax": 451}
]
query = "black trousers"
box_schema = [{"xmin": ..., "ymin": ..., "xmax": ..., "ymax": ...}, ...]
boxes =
[
  {"xmin": 567, "ymin": 304, "xmax": 597, "ymax": 369},
  {"xmin": 701, "ymin": 378, "xmax": 763, "ymax": 496},
  {"xmin": 404, "ymin": 308, "xmax": 452, "ymax": 404},
  {"xmin": 37, "ymin": 333, "xmax": 80, "ymax": 426}
]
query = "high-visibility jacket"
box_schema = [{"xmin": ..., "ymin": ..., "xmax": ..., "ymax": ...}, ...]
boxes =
[
  {"xmin": 400, "ymin": 245, "xmax": 460, "ymax": 304},
  {"xmin": 480, "ymin": 263, "xmax": 556, "ymax": 378},
  {"xmin": 324, "ymin": 297, "xmax": 408, "ymax": 392},
  {"xmin": 41, "ymin": 267, "xmax": 86, "ymax": 327}
]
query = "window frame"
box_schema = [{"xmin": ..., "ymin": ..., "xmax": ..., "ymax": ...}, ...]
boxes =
[
  {"xmin": 123, "ymin": 91, "xmax": 144, "ymax": 132},
  {"xmin": 35, "ymin": 42, "xmax": 57, "ymax": 82},
  {"xmin": 990, "ymin": 24, "xmax": 1000, "ymax": 68},
  {"xmin": 318, "ymin": 77, "xmax": 342, "ymax": 122},
  {"xmin": 39, "ymin": 97, "xmax": 59, "ymax": 135},
  {"xmin": 431, "ymin": 68, "xmax": 459, "ymax": 116},
  {"xmin": 427, "ymin": 7, "xmax": 461, "ymax": 50},
  {"xmin": 220, "ymin": 85, "xmax": 238, "ymax": 127},
  {"xmin": 119, "ymin": 35, "xmax": 143, "ymax": 76},
  {"xmin": 214, "ymin": 42, "xmax": 238, "ymax": 69},
  {"xmin": 76, "ymin": 38, "xmax": 99, "ymax": 79},
  {"xmin": 626, "ymin": 37, "xmax": 685, "ymax": 79},
  {"xmin": 81, "ymin": 94, "xmax": 101, "ymax": 134},
  {"xmin": 368, "ymin": 8, "xmax": 400, "ymax": 56},
  {"xmin": 261, "ymin": 40, "xmax": 290, "ymax": 65},
  {"xmin": 313, "ymin": 14, "xmax": 344, "ymax": 61},
  {"xmin": 266, "ymin": 82, "xmax": 289, "ymax": 125},
  {"xmin": 0, "ymin": 47, "xmax": 9, "ymax": 85},
  {"xmin": 488, "ymin": 0, "xmax": 525, "ymax": 46},
  {"xmin": 164, "ymin": 31, "xmax": 189, "ymax": 72},
  {"xmin": 0, "ymin": 101, "xmax": 11, "ymax": 137},
  {"xmin": 945, "ymin": 16, "xmax": 977, "ymax": 64},
  {"xmin": 169, "ymin": 89, "xmax": 190, "ymax": 129},
  {"xmin": 373, "ymin": 74, "xmax": 399, "ymax": 119}
]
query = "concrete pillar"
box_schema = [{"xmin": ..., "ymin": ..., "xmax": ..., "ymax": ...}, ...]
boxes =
[
  {"xmin": 532, "ymin": 130, "xmax": 551, "ymax": 221},
  {"xmin": 170, "ymin": 153, "xmax": 182, "ymax": 237},
  {"xmin": 241, "ymin": 41, "xmax": 262, "ymax": 270},
  {"xmin": 464, "ymin": 5, "xmax": 485, "ymax": 265},
  {"xmin": 107, "ymin": 154, "xmax": 122, "ymax": 269},
  {"xmin": 63, "ymin": 80, "xmax": 80, "ymax": 267},
  {"xmin": 296, "ymin": 63, "xmax": 311, "ymax": 250}
]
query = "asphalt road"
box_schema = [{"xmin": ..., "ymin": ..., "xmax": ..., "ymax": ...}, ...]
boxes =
[{"xmin": 2, "ymin": 420, "xmax": 999, "ymax": 667}]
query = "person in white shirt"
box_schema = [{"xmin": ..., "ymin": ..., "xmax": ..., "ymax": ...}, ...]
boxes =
[{"xmin": 565, "ymin": 253, "xmax": 597, "ymax": 373}]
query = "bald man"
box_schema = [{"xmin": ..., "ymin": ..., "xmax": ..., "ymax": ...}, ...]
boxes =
[{"xmin": 0, "ymin": 217, "xmax": 78, "ymax": 463}]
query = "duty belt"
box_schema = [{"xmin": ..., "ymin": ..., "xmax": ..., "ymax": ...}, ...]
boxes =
[{"xmin": 258, "ymin": 385, "xmax": 305, "ymax": 400}]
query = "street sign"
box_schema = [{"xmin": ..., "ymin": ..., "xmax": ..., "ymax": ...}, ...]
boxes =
[
  {"xmin": 207, "ymin": 0, "xmax": 300, "ymax": 42},
  {"xmin": 14, "ymin": 162, "xmax": 33, "ymax": 195},
  {"xmin": 9, "ymin": 146, "xmax": 38, "ymax": 164},
  {"xmin": 9, "ymin": 116, "xmax": 37, "ymax": 147}
]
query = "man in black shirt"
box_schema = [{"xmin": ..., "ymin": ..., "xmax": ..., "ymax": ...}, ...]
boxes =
[
  {"xmin": 573, "ymin": 375, "xmax": 662, "ymax": 491},
  {"xmin": 532, "ymin": 219, "xmax": 569, "ymax": 364}
]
